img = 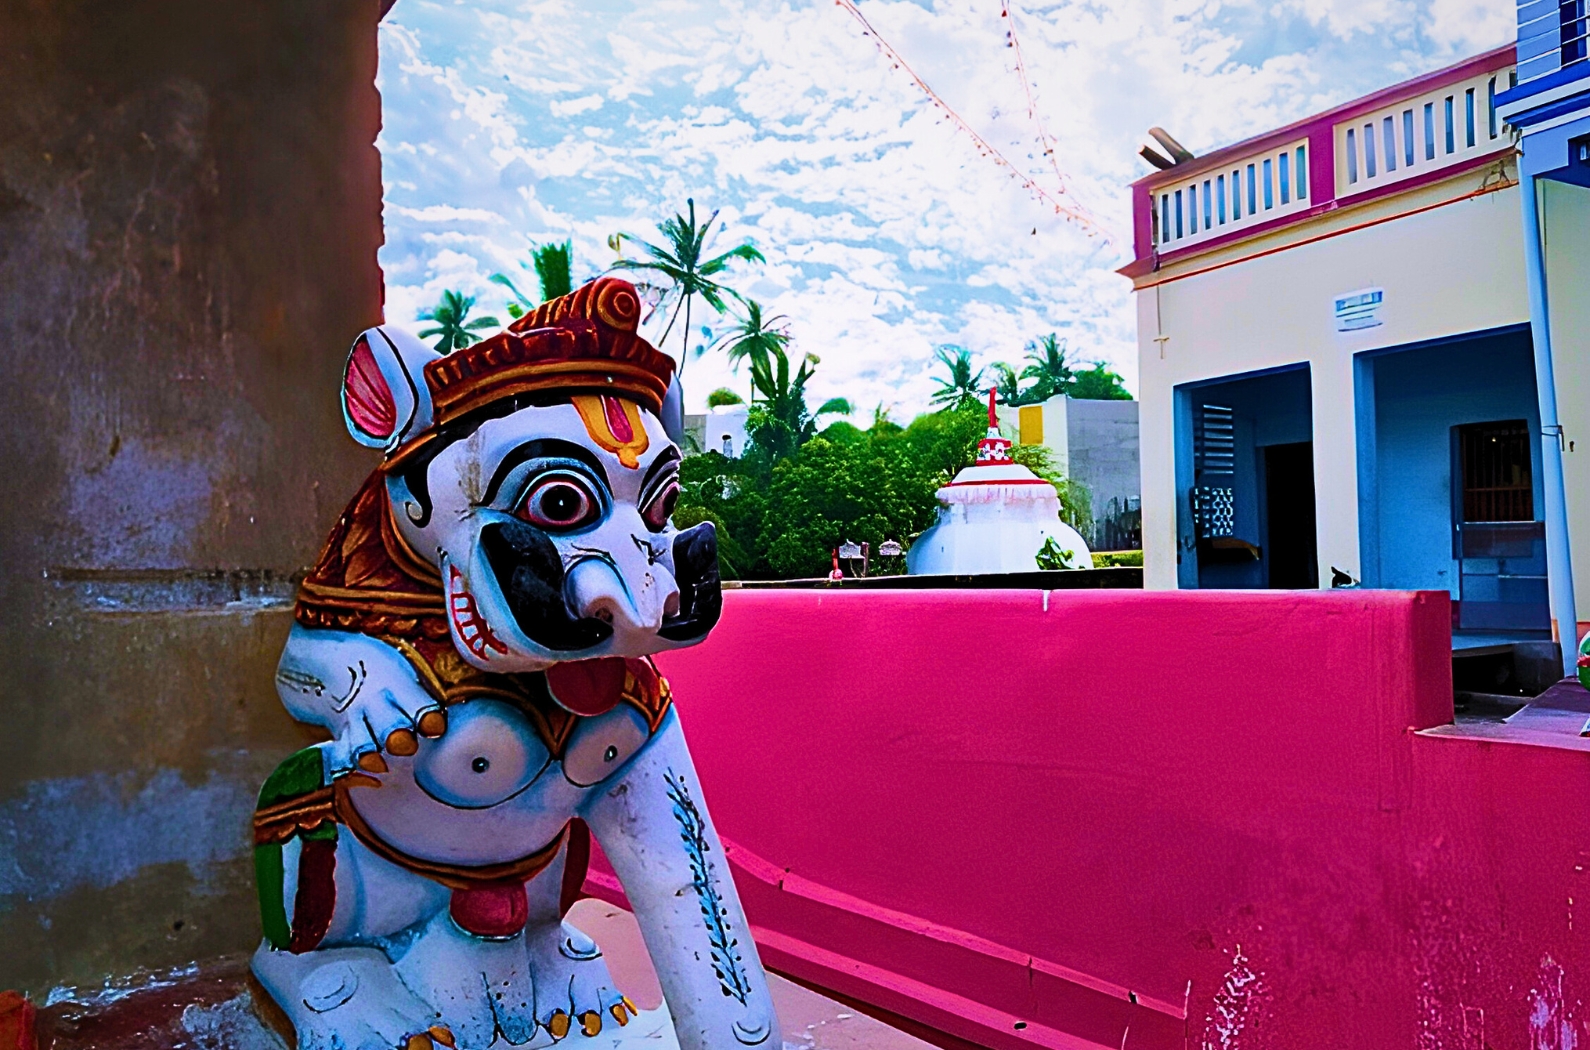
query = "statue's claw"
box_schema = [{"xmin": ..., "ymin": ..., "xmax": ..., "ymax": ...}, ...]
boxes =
[
  {"xmin": 418, "ymin": 708, "xmax": 448, "ymax": 738},
  {"xmin": 400, "ymin": 1027, "xmax": 455, "ymax": 1050},
  {"xmin": 548, "ymin": 1011, "xmax": 570, "ymax": 1039},
  {"xmin": 580, "ymin": 1011, "xmax": 602, "ymax": 1037}
]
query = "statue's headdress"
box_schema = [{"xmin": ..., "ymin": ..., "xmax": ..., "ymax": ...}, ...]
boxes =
[{"xmin": 339, "ymin": 277, "xmax": 674, "ymax": 471}]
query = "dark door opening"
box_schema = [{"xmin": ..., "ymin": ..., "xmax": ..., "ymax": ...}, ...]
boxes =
[
  {"xmin": 1451, "ymin": 419, "xmax": 1548, "ymax": 631},
  {"xmin": 1264, "ymin": 442, "xmax": 1318, "ymax": 588},
  {"xmin": 1457, "ymin": 419, "xmax": 1534, "ymax": 523}
]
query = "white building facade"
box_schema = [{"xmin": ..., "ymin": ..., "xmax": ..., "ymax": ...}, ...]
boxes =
[{"xmin": 1124, "ymin": 44, "xmax": 1590, "ymax": 658}]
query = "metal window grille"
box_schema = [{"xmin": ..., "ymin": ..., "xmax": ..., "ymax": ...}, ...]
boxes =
[
  {"xmin": 1564, "ymin": 0, "xmax": 1588, "ymax": 67},
  {"xmin": 1459, "ymin": 420, "xmax": 1534, "ymax": 522}
]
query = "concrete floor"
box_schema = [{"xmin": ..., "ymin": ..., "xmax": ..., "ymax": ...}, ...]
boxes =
[
  {"xmin": 29, "ymin": 900, "xmax": 933, "ymax": 1050},
  {"xmin": 566, "ymin": 900, "xmax": 932, "ymax": 1050}
]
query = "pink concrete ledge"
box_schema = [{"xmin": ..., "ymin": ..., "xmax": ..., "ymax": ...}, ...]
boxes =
[{"xmin": 588, "ymin": 587, "xmax": 1590, "ymax": 1048}]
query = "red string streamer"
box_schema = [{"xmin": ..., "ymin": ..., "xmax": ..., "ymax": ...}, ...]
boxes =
[
  {"xmin": 1001, "ymin": 0, "xmax": 1069, "ymax": 200},
  {"xmin": 833, "ymin": 0, "xmax": 1105, "ymax": 237}
]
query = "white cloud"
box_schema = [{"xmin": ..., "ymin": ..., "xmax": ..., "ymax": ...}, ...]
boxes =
[
  {"xmin": 550, "ymin": 93, "xmax": 605, "ymax": 117},
  {"xmin": 376, "ymin": 0, "xmax": 1516, "ymax": 418}
]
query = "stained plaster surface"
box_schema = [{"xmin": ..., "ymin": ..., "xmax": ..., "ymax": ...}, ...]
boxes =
[{"xmin": 0, "ymin": 0, "xmax": 385, "ymax": 991}]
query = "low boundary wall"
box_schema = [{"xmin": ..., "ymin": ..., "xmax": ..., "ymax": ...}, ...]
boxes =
[{"xmin": 588, "ymin": 588, "xmax": 1590, "ymax": 1049}]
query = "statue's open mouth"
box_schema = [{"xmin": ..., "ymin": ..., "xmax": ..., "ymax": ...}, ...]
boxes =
[{"xmin": 448, "ymin": 566, "xmax": 509, "ymax": 659}]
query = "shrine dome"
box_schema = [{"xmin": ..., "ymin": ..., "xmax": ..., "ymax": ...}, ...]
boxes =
[{"xmin": 906, "ymin": 392, "xmax": 1093, "ymax": 575}]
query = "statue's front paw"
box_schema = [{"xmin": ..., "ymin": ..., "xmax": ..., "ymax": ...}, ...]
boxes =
[
  {"xmin": 531, "ymin": 923, "xmax": 635, "ymax": 1040},
  {"xmin": 254, "ymin": 946, "xmax": 446, "ymax": 1050},
  {"xmin": 394, "ymin": 910, "xmax": 546, "ymax": 1050},
  {"xmin": 276, "ymin": 627, "xmax": 449, "ymax": 776}
]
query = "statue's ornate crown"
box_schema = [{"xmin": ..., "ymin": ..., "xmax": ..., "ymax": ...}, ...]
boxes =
[{"xmin": 385, "ymin": 277, "xmax": 673, "ymax": 468}]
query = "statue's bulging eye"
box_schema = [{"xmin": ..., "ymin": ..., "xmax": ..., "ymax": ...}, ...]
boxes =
[
  {"xmin": 641, "ymin": 479, "xmax": 680, "ymax": 533},
  {"xmin": 518, "ymin": 474, "xmax": 601, "ymax": 531}
]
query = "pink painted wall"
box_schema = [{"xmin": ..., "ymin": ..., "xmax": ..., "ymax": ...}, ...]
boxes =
[{"xmin": 588, "ymin": 588, "xmax": 1590, "ymax": 1050}]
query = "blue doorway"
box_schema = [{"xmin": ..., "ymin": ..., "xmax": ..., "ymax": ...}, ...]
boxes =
[
  {"xmin": 1174, "ymin": 365, "xmax": 1315, "ymax": 589},
  {"xmin": 1355, "ymin": 326, "xmax": 1548, "ymax": 641}
]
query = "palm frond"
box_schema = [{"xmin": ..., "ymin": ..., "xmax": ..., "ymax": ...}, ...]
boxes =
[
  {"xmin": 532, "ymin": 241, "xmax": 573, "ymax": 301},
  {"xmin": 609, "ymin": 199, "xmax": 764, "ymax": 375},
  {"xmin": 489, "ymin": 272, "xmax": 535, "ymax": 307}
]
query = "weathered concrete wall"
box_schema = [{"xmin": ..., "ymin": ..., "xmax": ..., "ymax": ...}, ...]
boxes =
[
  {"xmin": 0, "ymin": 0, "xmax": 386, "ymax": 993},
  {"xmin": 1066, "ymin": 398, "xmax": 1140, "ymax": 541}
]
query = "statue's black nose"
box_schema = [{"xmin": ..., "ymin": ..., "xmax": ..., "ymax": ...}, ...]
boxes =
[
  {"xmin": 481, "ymin": 520, "xmax": 613, "ymax": 651},
  {"xmin": 659, "ymin": 522, "xmax": 722, "ymax": 642}
]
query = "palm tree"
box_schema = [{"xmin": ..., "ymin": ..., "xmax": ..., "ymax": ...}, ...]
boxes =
[
  {"xmin": 610, "ymin": 199, "xmax": 764, "ymax": 376},
  {"xmin": 417, "ymin": 290, "xmax": 500, "ymax": 353},
  {"xmin": 742, "ymin": 346, "xmax": 849, "ymax": 457},
  {"xmin": 989, "ymin": 361, "xmax": 1025, "ymax": 406},
  {"xmin": 712, "ymin": 299, "xmax": 790, "ymax": 373},
  {"xmin": 929, "ymin": 345, "xmax": 984, "ymax": 412},
  {"xmin": 491, "ymin": 240, "xmax": 574, "ymax": 319},
  {"xmin": 1020, "ymin": 333, "xmax": 1074, "ymax": 402}
]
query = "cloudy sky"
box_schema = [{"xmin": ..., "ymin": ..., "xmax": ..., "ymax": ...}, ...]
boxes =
[{"xmin": 376, "ymin": 0, "xmax": 1513, "ymax": 418}]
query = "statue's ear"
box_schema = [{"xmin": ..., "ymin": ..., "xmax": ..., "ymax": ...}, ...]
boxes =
[{"xmin": 341, "ymin": 326, "xmax": 440, "ymax": 450}]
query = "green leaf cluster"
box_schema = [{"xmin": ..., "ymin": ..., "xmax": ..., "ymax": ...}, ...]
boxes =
[
  {"xmin": 416, "ymin": 290, "xmax": 500, "ymax": 353},
  {"xmin": 610, "ymin": 198, "xmax": 763, "ymax": 377},
  {"xmin": 989, "ymin": 333, "xmax": 1133, "ymax": 405},
  {"xmin": 491, "ymin": 240, "xmax": 574, "ymax": 319}
]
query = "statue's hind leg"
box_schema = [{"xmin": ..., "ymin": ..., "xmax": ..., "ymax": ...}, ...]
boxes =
[{"xmin": 252, "ymin": 820, "xmax": 452, "ymax": 1050}]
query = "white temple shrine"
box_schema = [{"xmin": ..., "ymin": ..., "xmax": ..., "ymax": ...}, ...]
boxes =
[{"xmin": 907, "ymin": 391, "xmax": 1094, "ymax": 575}]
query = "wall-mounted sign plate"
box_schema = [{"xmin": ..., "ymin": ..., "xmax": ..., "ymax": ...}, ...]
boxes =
[{"xmin": 1333, "ymin": 287, "xmax": 1384, "ymax": 332}]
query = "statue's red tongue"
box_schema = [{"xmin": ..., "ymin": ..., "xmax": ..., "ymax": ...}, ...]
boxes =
[{"xmin": 544, "ymin": 657, "xmax": 628, "ymax": 716}]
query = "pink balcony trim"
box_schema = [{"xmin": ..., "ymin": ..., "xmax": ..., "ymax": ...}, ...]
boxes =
[
  {"xmin": 1124, "ymin": 43, "xmax": 1516, "ymax": 273},
  {"xmin": 1118, "ymin": 149, "xmax": 1512, "ymax": 280},
  {"xmin": 1129, "ymin": 44, "xmax": 1514, "ymax": 194}
]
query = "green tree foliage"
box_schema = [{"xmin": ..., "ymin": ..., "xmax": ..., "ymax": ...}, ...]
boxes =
[
  {"xmin": 610, "ymin": 198, "xmax": 763, "ymax": 376},
  {"xmin": 1068, "ymin": 362, "xmax": 1133, "ymax": 400},
  {"xmin": 988, "ymin": 333, "xmax": 1134, "ymax": 404},
  {"xmin": 533, "ymin": 241, "xmax": 574, "ymax": 301},
  {"xmin": 929, "ymin": 345, "xmax": 984, "ymax": 411},
  {"xmin": 1034, "ymin": 536, "xmax": 1078, "ymax": 571},
  {"xmin": 706, "ymin": 387, "xmax": 745, "ymax": 408},
  {"xmin": 713, "ymin": 299, "xmax": 788, "ymax": 372},
  {"xmin": 491, "ymin": 240, "xmax": 575, "ymax": 319},
  {"xmin": 676, "ymin": 402, "xmax": 1090, "ymax": 580},
  {"xmin": 708, "ymin": 299, "xmax": 851, "ymax": 461},
  {"xmin": 1020, "ymin": 333, "xmax": 1074, "ymax": 402},
  {"xmin": 990, "ymin": 361, "xmax": 1024, "ymax": 406},
  {"xmin": 743, "ymin": 343, "xmax": 851, "ymax": 461},
  {"xmin": 417, "ymin": 290, "xmax": 500, "ymax": 353}
]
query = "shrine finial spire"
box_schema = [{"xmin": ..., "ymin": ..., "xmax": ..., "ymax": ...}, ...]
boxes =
[{"xmin": 976, "ymin": 389, "xmax": 1013, "ymax": 465}]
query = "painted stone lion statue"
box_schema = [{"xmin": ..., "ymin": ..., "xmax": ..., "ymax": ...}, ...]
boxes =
[{"xmin": 250, "ymin": 277, "xmax": 778, "ymax": 1050}]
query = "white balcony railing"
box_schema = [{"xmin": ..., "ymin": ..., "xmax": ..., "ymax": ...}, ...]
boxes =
[
  {"xmin": 1151, "ymin": 138, "xmax": 1311, "ymax": 251},
  {"xmin": 1334, "ymin": 65, "xmax": 1515, "ymax": 199}
]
